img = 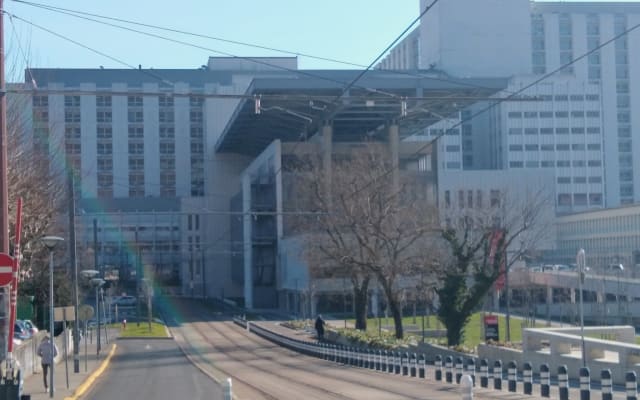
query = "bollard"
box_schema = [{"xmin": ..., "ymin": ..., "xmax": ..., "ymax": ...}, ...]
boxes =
[
  {"xmin": 418, "ymin": 354, "xmax": 426, "ymax": 379},
  {"xmin": 540, "ymin": 363, "xmax": 550, "ymax": 398},
  {"xmin": 579, "ymin": 367, "xmax": 590, "ymax": 400},
  {"xmin": 626, "ymin": 371, "xmax": 637, "ymax": 400},
  {"xmin": 456, "ymin": 356, "xmax": 464, "ymax": 384},
  {"xmin": 223, "ymin": 377, "xmax": 233, "ymax": 400},
  {"xmin": 466, "ymin": 358, "xmax": 476, "ymax": 386},
  {"xmin": 480, "ymin": 359, "xmax": 489, "ymax": 388},
  {"xmin": 445, "ymin": 356, "xmax": 454, "ymax": 383},
  {"xmin": 394, "ymin": 352, "xmax": 402, "ymax": 375},
  {"xmin": 523, "ymin": 362, "xmax": 533, "ymax": 395},
  {"xmin": 493, "ymin": 360, "xmax": 503, "ymax": 390},
  {"xmin": 461, "ymin": 374, "xmax": 474, "ymax": 400},
  {"xmin": 402, "ymin": 352, "xmax": 409, "ymax": 376},
  {"xmin": 558, "ymin": 365, "xmax": 569, "ymax": 400},
  {"xmin": 601, "ymin": 369, "xmax": 612, "ymax": 400},
  {"xmin": 382, "ymin": 350, "xmax": 388, "ymax": 372},
  {"xmin": 410, "ymin": 353, "xmax": 417, "ymax": 377},
  {"xmin": 387, "ymin": 351, "xmax": 396, "ymax": 374},
  {"xmin": 508, "ymin": 361, "xmax": 517, "ymax": 393},
  {"xmin": 435, "ymin": 355, "xmax": 443, "ymax": 381},
  {"xmin": 376, "ymin": 350, "xmax": 382, "ymax": 371}
]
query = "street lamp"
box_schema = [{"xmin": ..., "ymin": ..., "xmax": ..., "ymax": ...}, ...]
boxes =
[
  {"xmin": 576, "ymin": 248, "xmax": 587, "ymax": 368},
  {"xmin": 41, "ymin": 235, "xmax": 64, "ymax": 399},
  {"xmin": 80, "ymin": 270, "xmax": 103, "ymax": 355}
]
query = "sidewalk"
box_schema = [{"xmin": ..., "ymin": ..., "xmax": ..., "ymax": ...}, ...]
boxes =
[{"xmin": 22, "ymin": 329, "xmax": 119, "ymax": 400}]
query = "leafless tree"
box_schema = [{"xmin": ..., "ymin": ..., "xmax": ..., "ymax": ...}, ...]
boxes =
[{"xmin": 289, "ymin": 142, "xmax": 442, "ymax": 337}]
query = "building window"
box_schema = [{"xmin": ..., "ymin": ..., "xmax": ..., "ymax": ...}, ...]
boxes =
[
  {"xmin": 97, "ymin": 95, "xmax": 112, "ymax": 107},
  {"xmin": 128, "ymin": 111, "xmax": 143, "ymax": 123},
  {"xmin": 159, "ymin": 111, "xmax": 174, "ymax": 123},
  {"xmin": 97, "ymin": 111, "xmax": 112, "ymax": 123},
  {"xmin": 128, "ymin": 96, "xmax": 143, "ymax": 107},
  {"xmin": 97, "ymin": 143, "xmax": 112, "ymax": 155},
  {"xmin": 128, "ymin": 126, "xmax": 144, "ymax": 138},
  {"xmin": 64, "ymin": 95, "xmax": 80, "ymax": 107},
  {"xmin": 33, "ymin": 96, "xmax": 48, "ymax": 107},
  {"xmin": 97, "ymin": 126, "xmax": 112, "ymax": 139},
  {"xmin": 65, "ymin": 126, "xmax": 81, "ymax": 140},
  {"xmin": 160, "ymin": 126, "xmax": 175, "ymax": 138},
  {"xmin": 65, "ymin": 111, "xmax": 81, "ymax": 123},
  {"xmin": 160, "ymin": 143, "xmax": 175, "ymax": 155},
  {"xmin": 159, "ymin": 95, "xmax": 174, "ymax": 107},
  {"xmin": 129, "ymin": 158, "xmax": 144, "ymax": 170},
  {"xmin": 128, "ymin": 143, "xmax": 144, "ymax": 154}
]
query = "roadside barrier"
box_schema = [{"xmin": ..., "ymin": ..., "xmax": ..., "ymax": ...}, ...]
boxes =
[
  {"xmin": 231, "ymin": 317, "xmax": 640, "ymax": 400},
  {"xmin": 601, "ymin": 369, "xmax": 612, "ymax": 400},
  {"xmin": 466, "ymin": 358, "xmax": 475, "ymax": 386},
  {"xmin": 558, "ymin": 365, "xmax": 569, "ymax": 400},
  {"xmin": 493, "ymin": 360, "xmax": 502, "ymax": 390},
  {"xmin": 523, "ymin": 362, "xmax": 533, "ymax": 395},
  {"xmin": 580, "ymin": 367, "xmax": 590, "ymax": 400},
  {"xmin": 626, "ymin": 371, "xmax": 637, "ymax": 400},
  {"xmin": 540, "ymin": 363, "xmax": 550, "ymax": 398},
  {"xmin": 507, "ymin": 360, "xmax": 517, "ymax": 392},
  {"xmin": 479, "ymin": 358, "xmax": 489, "ymax": 388}
]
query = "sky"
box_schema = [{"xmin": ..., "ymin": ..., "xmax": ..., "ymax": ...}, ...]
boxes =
[{"xmin": 4, "ymin": 0, "xmax": 639, "ymax": 82}]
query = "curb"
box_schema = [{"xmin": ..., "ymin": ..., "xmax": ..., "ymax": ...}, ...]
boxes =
[{"xmin": 63, "ymin": 343, "xmax": 117, "ymax": 400}]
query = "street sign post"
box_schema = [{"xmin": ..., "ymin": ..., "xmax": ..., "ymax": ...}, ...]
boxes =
[{"xmin": 0, "ymin": 253, "xmax": 13, "ymax": 287}]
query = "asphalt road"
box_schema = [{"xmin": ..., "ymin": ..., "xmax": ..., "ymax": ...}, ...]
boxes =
[
  {"xmin": 85, "ymin": 338, "xmax": 223, "ymax": 400},
  {"xmin": 164, "ymin": 298, "xmax": 554, "ymax": 400}
]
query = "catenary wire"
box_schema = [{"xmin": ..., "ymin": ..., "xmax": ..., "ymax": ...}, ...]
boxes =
[
  {"xmin": 343, "ymin": 18, "xmax": 640, "ymax": 200},
  {"xmin": 8, "ymin": 0, "xmax": 522, "ymax": 96}
]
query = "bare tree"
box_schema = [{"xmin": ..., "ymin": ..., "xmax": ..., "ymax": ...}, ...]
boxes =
[
  {"xmin": 291, "ymin": 142, "xmax": 441, "ymax": 337},
  {"xmin": 436, "ymin": 187, "xmax": 552, "ymax": 346}
]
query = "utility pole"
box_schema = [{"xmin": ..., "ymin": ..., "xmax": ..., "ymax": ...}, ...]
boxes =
[
  {"xmin": 68, "ymin": 171, "xmax": 80, "ymax": 373},
  {"xmin": 0, "ymin": 0, "xmax": 10, "ymax": 254},
  {"xmin": 93, "ymin": 219, "xmax": 99, "ymax": 274}
]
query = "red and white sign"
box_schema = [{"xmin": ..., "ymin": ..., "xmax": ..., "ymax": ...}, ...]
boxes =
[
  {"xmin": 484, "ymin": 315, "xmax": 498, "ymax": 325},
  {"xmin": 0, "ymin": 253, "xmax": 15, "ymax": 287}
]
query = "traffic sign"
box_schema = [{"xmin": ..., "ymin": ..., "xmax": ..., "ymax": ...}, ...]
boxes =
[{"xmin": 0, "ymin": 253, "xmax": 15, "ymax": 286}]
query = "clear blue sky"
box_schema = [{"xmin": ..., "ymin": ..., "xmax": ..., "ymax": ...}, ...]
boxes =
[{"xmin": 4, "ymin": 0, "xmax": 638, "ymax": 81}]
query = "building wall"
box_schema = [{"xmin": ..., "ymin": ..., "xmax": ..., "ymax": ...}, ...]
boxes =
[{"xmin": 419, "ymin": 0, "xmax": 531, "ymax": 77}]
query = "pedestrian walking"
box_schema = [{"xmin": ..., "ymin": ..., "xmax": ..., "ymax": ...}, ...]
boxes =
[
  {"xmin": 315, "ymin": 314, "xmax": 326, "ymax": 340},
  {"xmin": 37, "ymin": 335, "xmax": 58, "ymax": 392}
]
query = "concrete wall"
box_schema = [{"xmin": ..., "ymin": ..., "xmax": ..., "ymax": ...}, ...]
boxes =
[{"xmin": 12, "ymin": 331, "xmax": 73, "ymax": 380}]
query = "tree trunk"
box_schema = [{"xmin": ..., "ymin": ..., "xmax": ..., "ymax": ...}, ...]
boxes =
[
  {"xmin": 353, "ymin": 286, "xmax": 368, "ymax": 330},
  {"xmin": 443, "ymin": 314, "xmax": 465, "ymax": 346},
  {"xmin": 388, "ymin": 297, "xmax": 404, "ymax": 339}
]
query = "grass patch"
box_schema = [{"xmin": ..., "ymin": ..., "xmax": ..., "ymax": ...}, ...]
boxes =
[
  {"xmin": 119, "ymin": 321, "xmax": 168, "ymax": 338},
  {"xmin": 354, "ymin": 313, "xmax": 544, "ymax": 350}
]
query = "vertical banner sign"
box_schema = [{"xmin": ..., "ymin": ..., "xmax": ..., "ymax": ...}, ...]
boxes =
[
  {"xmin": 8, "ymin": 198, "xmax": 22, "ymax": 356},
  {"xmin": 484, "ymin": 315, "xmax": 500, "ymax": 341}
]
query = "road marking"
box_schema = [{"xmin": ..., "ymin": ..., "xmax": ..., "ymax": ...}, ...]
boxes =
[
  {"xmin": 145, "ymin": 344, "xmax": 151, "ymax": 350},
  {"xmin": 63, "ymin": 343, "xmax": 117, "ymax": 400}
]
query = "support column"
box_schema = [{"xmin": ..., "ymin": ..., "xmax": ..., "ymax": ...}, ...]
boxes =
[
  {"xmin": 322, "ymin": 123, "xmax": 333, "ymax": 201},
  {"xmin": 388, "ymin": 123, "xmax": 399, "ymax": 193},
  {"xmin": 242, "ymin": 175, "xmax": 253, "ymax": 309}
]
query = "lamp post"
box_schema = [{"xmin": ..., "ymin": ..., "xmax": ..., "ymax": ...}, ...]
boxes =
[
  {"xmin": 576, "ymin": 248, "xmax": 586, "ymax": 368},
  {"xmin": 41, "ymin": 235, "xmax": 64, "ymax": 399},
  {"xmin": 80, "ymin": 270, "xmax": 103, "ymax": 355}
]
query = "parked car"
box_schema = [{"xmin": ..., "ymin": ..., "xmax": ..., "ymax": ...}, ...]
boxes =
[
  {"xmin": 113, "ymin": 295, "xmax": 137, "ymax": 307},
  {"xmin": 14, "ymin": 321, "xmax": 31, "ymax": 340},
  {"xmin": 20, "ymin": 319, "xmax": 38, "ymax": 335}
]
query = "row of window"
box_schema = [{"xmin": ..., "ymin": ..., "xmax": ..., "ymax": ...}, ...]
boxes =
[
  {"xmin": 509, "ymin": 160, "xmax": 602, "ymax": 168},
  {"xmin": 557, "ymin": 176, "xmax": 602, "ymax": 184},
  {"xmin": 557, "ymin": 193, "xmax": 602, "ymax": 206},
  {"xmin": 443, "ymin": 189, "xmax": 501, "ymax": 209},
  {"xmin": 508, "ymin": 127, "xmax": 600, "ymax": 135},
  {"xmin": 508, "ymin": 110, "xmax": 600, "ymax": 119},
  {"xmin": 508, "ymin": 143, "xmax": 601, "ymax": 151}
]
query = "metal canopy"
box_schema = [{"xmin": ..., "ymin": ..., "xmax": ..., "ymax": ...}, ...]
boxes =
[{"xmin": 216, "ymin": 70, "xmax": 508, "ymax": 156}]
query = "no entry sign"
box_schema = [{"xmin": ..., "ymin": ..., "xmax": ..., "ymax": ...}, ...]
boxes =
[{"xmin": 0, "ymin": 253, "xmax": 15, "ymax": 286}]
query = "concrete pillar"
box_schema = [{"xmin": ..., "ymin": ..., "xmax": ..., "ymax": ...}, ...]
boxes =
[
  {"xmin": 322, "ymin": 123, "xmax": 333, "ymax": 201},
  {"xmin": 388, "ymin": 123, "xmax": 399, "ymax": 193},
  {"xmin": 242, "ymin": 175, "xmax": 253, "ymax": 309},
  {"xmin": 571, "ymin": 288, "xmax": 576, "ymax": 304}
]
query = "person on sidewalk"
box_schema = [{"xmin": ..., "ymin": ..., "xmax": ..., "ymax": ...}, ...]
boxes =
[
  {"xmin": 315, "ymin": 314, "xmax": 326, "ymax": 341},
  {"xmin": 37, "ymin": 335, "xmax": 58, "ymax": 392}
]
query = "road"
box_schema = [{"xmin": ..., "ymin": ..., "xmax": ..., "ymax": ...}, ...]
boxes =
[
  {"xmin": 163, "ymin": 298, "xmax": 548, "ymax": 400},
  {"xmin": 84, "ymin": 338, "xmax": 223, "ymax": 400}
]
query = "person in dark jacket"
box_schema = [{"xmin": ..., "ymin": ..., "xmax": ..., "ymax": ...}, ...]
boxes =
[
  {"xmin": 315, "ymin": 314, "xmax": 326, "ymax": 340},
  {"xmin": 37, "ymin": 335, "xmax": 58, "ymax": 391}
]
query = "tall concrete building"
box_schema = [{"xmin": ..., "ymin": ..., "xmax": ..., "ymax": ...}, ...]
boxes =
[{"xmin": 394, "ymin": 1, "xmax": 640, "ymax": 212}]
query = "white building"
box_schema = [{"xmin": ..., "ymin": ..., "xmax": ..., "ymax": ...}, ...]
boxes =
[{"xmin": 391, "ymin": 1, "xmax": 640, "ymax": 211}]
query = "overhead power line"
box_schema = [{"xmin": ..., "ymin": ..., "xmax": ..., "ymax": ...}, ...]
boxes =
[
  {"xmin": 8, "ymin": 0, "xmax": 517, "ymax": 96},
  {"xmin": 345, "ymin": 18, "xmax": 640, "ymax": 200}
]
